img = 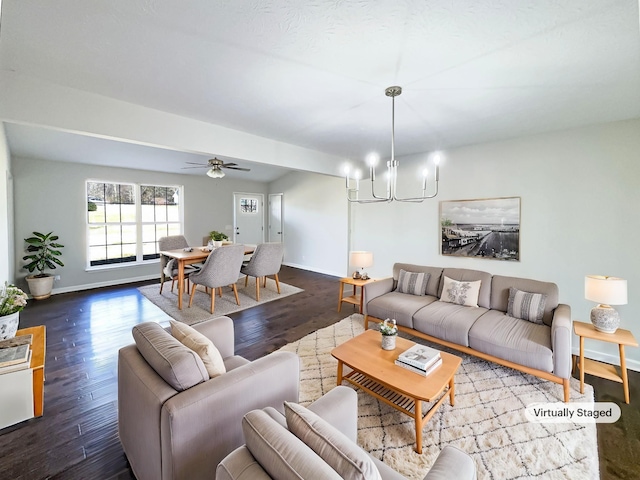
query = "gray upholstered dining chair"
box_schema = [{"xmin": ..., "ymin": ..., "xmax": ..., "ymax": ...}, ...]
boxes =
[
  {"xmin": 158, "ymin": 235, "xmax": 199, "ymax": 295},
  {"xmin": 240, "ymin": 242, "xmax": 284, "ymax": 301},
  {"xmin": 188, "ymin": 244, "xmax": 246, "ymax": 313}
]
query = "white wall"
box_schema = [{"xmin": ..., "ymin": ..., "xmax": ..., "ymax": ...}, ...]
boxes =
[
  {"xmin": 352, "ymin": 118, "xmax": 640, "ymax": 371},
  {"xmin": 0, "ymin": 123, "xmax": 14, "ymax": 283},
  {"xmin": 269, "ymin": 171, "xmax": 348, "ymax": 277},
  {"xmin": 11, "ymin": 156, "xmax": 268, "ymax": 292}
]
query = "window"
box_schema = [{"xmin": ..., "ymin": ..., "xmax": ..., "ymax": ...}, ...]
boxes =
[
  {"xmin": 86, "ymin": 181, "xmax": 183, "ymax": 268},
  {"xmin": 240, "ymin": 198, "xmax": 258, "ymax": 213}
]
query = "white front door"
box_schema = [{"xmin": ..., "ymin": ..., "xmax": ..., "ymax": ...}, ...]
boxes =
[
  {"xmin": 268, "ymin": 193, "xmax": 283, "ymax": 243},
  {"xmin": 233, "ymin": 192, "xmax": 264, "ymax": 245}
]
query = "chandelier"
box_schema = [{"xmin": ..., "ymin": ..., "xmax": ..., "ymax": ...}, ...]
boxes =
[{"xmin": 345, "ymin": 86, "xmax": 441, "ymax": 203}]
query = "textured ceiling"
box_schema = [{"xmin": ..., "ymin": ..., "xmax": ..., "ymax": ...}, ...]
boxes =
[{"xmin": 1, "ymin": 0, "xmax": 639, "ymax": 176}]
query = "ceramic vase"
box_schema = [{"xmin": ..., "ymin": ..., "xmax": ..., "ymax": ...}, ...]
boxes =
[
  {"xmin": 381, "ymin": 334, "xmax": 397, "ymax": 351},
  {"xmin": 0, "ymin": 312, "xmax": 20, "ymax": 340}
]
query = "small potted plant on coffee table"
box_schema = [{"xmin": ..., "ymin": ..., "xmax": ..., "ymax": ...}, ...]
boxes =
[
  {"xmin": 380, "ymin": 318, "xmax": 398, "ymax": 350},
  {"xmin": 208, "ymin": 230, "xmax": 229, "ymax": 248}
]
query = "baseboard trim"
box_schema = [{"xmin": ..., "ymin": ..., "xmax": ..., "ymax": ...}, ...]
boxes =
[
  {"xmin": 282, "ymin": 262, "xmax": 341, "ymax": 278},
  {"xmin": 48, "ymin": 274, "xmax": 159, "ymax": 296},
  {"xmin": 572, "ymin": 346, "xmax": 640, "ymax": 373}
]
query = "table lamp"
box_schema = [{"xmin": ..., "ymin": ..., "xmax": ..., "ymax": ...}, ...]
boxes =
[
  {"xmin": 584, "ymin": 275, "xmax": 627, "ymax": 333},
  {"xmin": 349, "ymin": 251, "xmax": 373, "ymax": 280}
]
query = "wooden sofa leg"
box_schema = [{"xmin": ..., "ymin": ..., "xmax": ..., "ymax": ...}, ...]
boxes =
[{"xmin": 563, "ymin": 378, "xmax": 570, "ymax": 402}]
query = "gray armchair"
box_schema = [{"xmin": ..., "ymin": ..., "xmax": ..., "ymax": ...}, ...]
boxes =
[
  {"xmin": 158, "ymin": 235, "xmax": 199, "ymax": 294},
  {"xmin": 240, "ymin": 242, "xmax": 284, "ymax": 301},
  {"xmin": 118, "ymin": 316, "xmax": 300, "ymax": 480},
  {"xmin": 188, "ymin": 244, "xmax": 246, "ymax": 313},
  {"xmin": 216, "ymin": 386, "xmax": 477, "ymax": 480}
]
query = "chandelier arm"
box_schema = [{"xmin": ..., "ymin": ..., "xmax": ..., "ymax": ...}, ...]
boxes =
[{"xmin": 393, "ymin": 181, "xmax": 439, "ymax": 202}]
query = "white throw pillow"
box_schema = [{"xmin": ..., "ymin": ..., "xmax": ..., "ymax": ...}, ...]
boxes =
[
  {"xmin": 170, "ymin": 320, "xmax": 226, "ymax": 378},
  {"xmin": 507, "ymin": 287, "xmax": 547, "ymax": 324},
  {"xmin": 440, "ymin": 276, "xmax": 481, "ymax": 307},
  {"xmin": 395, "ymin": 269, "xmax": 430, "ymax": 296}
]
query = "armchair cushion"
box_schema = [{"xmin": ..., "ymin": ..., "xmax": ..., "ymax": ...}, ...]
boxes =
[
  {"xmin": 170, "ymin": 320, "xmax": 226, "ymax": 378},
  {"xmin": 242, "ymin": 409, "xmax": 342, "ymax": 480},
  {"xmin": 132, "ymin": 322, "xmax": 208, "ymax": 391},
  {"xmin": 284, "ymin": 401, "xmax": 381, "ymax": 480}
]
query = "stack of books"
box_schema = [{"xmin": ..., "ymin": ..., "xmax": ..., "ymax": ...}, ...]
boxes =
[
  {"xmin": 395, "ymin": 343, "xmax": 442, "ymax": 376},
  {"xmin": 0, "ymin": 334, "xmax": 33, "ymax": 374}
]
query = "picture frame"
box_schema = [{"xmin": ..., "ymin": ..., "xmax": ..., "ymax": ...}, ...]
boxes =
[{"xmin": 440, "ymin": 197, "xmax": 521, "ymax": 261}]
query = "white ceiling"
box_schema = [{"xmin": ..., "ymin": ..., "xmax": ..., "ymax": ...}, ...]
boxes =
[{"xmin": 1, "ymin": 0, "xmax": 639, "ymax": 179}]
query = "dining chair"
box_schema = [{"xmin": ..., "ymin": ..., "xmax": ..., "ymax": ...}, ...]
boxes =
[
  {"xmin": 240, "ymin": 242, "xmax": 284, "ymax": 301},
  {"xmin": 158, "ymin": 235, "xmax": 199, "ymax": 295},
  {"xmin": 188, "ymin": 244, "xmax": 246, "ymax": 313}
]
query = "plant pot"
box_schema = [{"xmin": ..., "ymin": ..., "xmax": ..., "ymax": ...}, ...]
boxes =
[
  {"xmin": 26, "ymin": 275, "xmax": 55, "ymax": 300},
  {"xmin": 213, "ymin": 240, "xmax": 223, "ymax": 248},
  {"xmin": 0, "ymin": 312, "xmax": 20, "ymax": 340},
  {"xmin": 381, "ymin": 334, "xmax": 397, "ymax": 351}
]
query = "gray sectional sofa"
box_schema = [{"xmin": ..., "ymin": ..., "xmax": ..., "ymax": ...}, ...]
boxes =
[{"xmin": 364, "ymin": 263, "xmax": 572, "ymax": 402}]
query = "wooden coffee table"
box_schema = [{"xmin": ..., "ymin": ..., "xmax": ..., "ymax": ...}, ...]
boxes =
[{"xmin": 331, "ymin": 329, "xmax": 461, "ymax": 453}]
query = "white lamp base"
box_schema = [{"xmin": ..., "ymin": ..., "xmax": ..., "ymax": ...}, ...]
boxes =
[{"xmin": 590, "ymin": 304, "xmax": 620, "ymax": 333}]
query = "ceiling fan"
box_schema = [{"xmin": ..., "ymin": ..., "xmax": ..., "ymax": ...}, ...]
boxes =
[{"xmin": 182, "ymin": 157, "xmax": 251, "ymax": 178}]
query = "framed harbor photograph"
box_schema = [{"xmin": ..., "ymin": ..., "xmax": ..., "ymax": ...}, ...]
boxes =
[{"xmin": 440, "ymin": 197, "xmax": 520, "ymax": 261}]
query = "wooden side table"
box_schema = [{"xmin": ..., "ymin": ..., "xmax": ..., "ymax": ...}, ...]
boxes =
[
  {"xmin": 573, "ymin": 320, "xmax": 638, "ymax": 404},
  {"xmin": 337, "ymin": 277, "xmax": 375, "ymax": 314}
]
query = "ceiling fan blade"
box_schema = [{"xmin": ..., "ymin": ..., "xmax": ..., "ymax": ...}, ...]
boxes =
[
  {"xmin": 185, "ymin": 161, "xmax": 208, "ymax": 165},
  {"xmin": 224, "ymin": 166, "xmax": 251, "ymax": 171},
  {"xmin": 221, "ymin": 162, "xmax": 237, "ymax": 167},
  {"xmin": 181, "ymin": 165, "xmax": 209, "ymax": 169}
]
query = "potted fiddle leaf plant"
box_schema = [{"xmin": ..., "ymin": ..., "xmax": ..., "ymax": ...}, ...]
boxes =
[
  {"xmin": 208, "ymin": 230, "xmax": 229, "ymax": 248},
  {"xmin": 23, "ymin": 231, "xmax": 65, "ymax": 300}
]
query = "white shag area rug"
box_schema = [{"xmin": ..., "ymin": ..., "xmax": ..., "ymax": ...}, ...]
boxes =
[
  {"xmin": 138, "ymin": 279, "xmax": 303, "ymax": 325},
  {"xmin": 277, "ymin": 314, "xmax": 599, "ymax": 480}
]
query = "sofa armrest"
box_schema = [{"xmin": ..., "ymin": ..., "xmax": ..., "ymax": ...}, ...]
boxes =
[
  {"xmin": 216, "ymin": 445, "xmax": 272, "ymax": 480},
  {"xmin": 191, "ymin": 315, "xmax": 235, "ymax": 359},
  {"xmin": 363, "ymin": 277, "xmax": 394, "ymax": 315},
  {"xmin": 160, "ymin": 351, "xmax": 300, "ymax": 480},
  {"xmin": 307, "ymin": 386, "xmax": 358, "ymax": 443},
  {"xmin": 551, "ymin": 304, "xmax": 572, "ymax": 379},
  {"xmin": 424, "ymin": 445, "xmax": 476, "ymax": 480}
]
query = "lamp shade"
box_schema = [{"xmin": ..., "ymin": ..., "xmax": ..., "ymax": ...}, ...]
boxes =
[
  {"xmin": 207, "ymin": 168, "xmax": 225, "ymax": 178},
  {"xmin": 349, "ymin": 251, "xmax": 373, "ymax": 268},
  {"xmin": 585, "ymin": 275, "xmax": 627, "ymax": 305}
]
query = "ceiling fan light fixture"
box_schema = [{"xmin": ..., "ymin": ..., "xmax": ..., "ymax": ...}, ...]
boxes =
[{"xmin": 207, "ymin": 167, "xmax": 225, "ymax": 178}]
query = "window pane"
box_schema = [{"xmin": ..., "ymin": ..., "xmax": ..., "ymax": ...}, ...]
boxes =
[
  {"xmin": 89, "ymin": 246, "xmax": 106, "ymax": 263},
  {"xmin": 141, "ymin": 204, "xmax": 155, "ymax": 222},
  {"xmin": 107, "ymin": 225, "xmax": 123, "ymax": 245},
  {"xmin": 122, "ymin": 225, "xmax": 137, "ymax": 244},
  {"xmin": 156, "ymin": 224, "xmax": 168, "ymax": 239},
  {"xmin": 155, "ymin": 204, "xmax": 167, "ymax": 222},
  {"xmin": 105, "ymin": 203, "xmax": 122, "ymax": 222},
  {"xmin": 142, "ymin": 242, "xmax": 156, "ymax": 256},
  {"xmin": 121, "ymin": 204, "xmax": 136, "ymax": 222},
  {"xmin": 88, "ymin": 226, "xmax": 106, "ymax": 246},
  {"xmin": 122, "ymin": 243, "xmax": 136, "ymax": 260},
  {"xmin": 168, "ymin": 224, "xmax": 181, "ymax": 236},
  {"xmin": 167, "ymin": 204, "xmax": 179, "ymax": 222},
  {"xmin": 142, "ymin": 224, "xmax": 156, "ymax": 243}
]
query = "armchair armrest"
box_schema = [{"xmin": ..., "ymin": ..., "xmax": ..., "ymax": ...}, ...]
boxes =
[
  {"xmin": 551, "ymin": 304, "xmax": 572, "ymax": 379},
  {"xmin": 363, "ymin": 277, "xmax": 394, "ymax": 315},
  {"xmin": 424, "ymin": 445, "xmax": 477, "ymax": 480},
  {"xmin": 191, "ymin": 315, "xmax": 235, "ymax": 358},
  {"xmin": 307, "ymin": 386, "xmax": 358, "ymax": 443},
  {"xmin": 160, "ymin": 351, "xmax": 300, "ymax": 480}
]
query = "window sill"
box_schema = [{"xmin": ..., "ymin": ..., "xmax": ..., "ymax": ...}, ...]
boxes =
[{"xmin": 85, "ymin": 259, "xmax": 160, "ymax": 272}]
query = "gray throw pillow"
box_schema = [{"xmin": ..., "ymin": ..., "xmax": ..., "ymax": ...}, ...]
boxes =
[
  {"xmin": 396, "ymin": 269, "xmax": 430, "ymax": 296},
  {"xmin": 507, "ymin": 287, "xmax": 547, "ymax": 324},
  {"xmin": 132, "ymin": 322, "xmax": 208, "ymax": 391},
  {"xmin": 284, "ymin": 401, "xmax": 382, "ymax": 480}
]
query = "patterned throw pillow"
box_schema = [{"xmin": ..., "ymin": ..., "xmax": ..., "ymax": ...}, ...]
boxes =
[
  {"xmin": 507, "ymin": 287, "xmax": 547, "ymax": 324},
  {"xmin": 395, "ymin": 269, "xmax": 430, "ymax": 296},
  {"xmin": 440, "ymin": 276, "xmax": 481, "ymax": 307}
]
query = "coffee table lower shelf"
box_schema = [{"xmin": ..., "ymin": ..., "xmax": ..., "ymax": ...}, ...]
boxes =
[{"xmin": 342, "ymin": 369, "xmax": 454, "ymax": 453}]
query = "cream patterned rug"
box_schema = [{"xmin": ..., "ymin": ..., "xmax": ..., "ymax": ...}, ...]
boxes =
[
  {"xmin": 138, "ymin": 279, "xmax": 303, "ymax": 325},
  {"xmin": 278, "ymin": 314, "xmax": 599, "ymax": 480}
]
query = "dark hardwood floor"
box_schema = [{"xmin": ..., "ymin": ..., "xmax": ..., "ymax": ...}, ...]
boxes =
[{"xmin": 1, "ymin": 266, "xmax": 638, "ymax": 479}]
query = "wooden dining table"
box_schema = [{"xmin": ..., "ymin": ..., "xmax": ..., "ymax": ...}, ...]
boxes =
[{"xmin": 159, "ymin": 245, "xmax": 255, "ymax": 310}]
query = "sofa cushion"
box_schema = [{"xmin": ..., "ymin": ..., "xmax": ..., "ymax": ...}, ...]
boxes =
[
  {"xmin": 507, "ymin": 288, "xmax": 547, "ymax": 325},
  {"xmin": 440, "ymin": 276, "xmax": 481, "ymax": 307},
  {"xmin": 413, "ymin": 301, "xmax": 488, "ymax": 346},
  {"xmin": 440, "ymin": 268, "xmax": 492, "ymax": 309},
  {"xmin": 366, "ymin": 291, "xmax": 437, "ymax": 328},
  {"xmin": 490, "ymin": 275, "xmax": 559, "ymax": 326},
  {"xmin": 170, "ymin": 320, "xmax": 226, "ymax": 378},
  {"xmin": 284, "ymin": 401, "xmax": 381, "ymax": 480},
  {"xmin": 395, "ymin": 270, "xmax": 430, "ymax": 296},
  {"xmin": 242, "ymin": 409, "xmax": 342, "ymax": 480},
  {"xmin": 132, "ymin": 322, "xmax": 208, "ymax": 391},
  {"xmin": 393, "ymin": 264, "xmax": 443, "ymax": 297},
  {"xmin": 468, "ymin": 310, "xmax": 553, "ymax": 372}
]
